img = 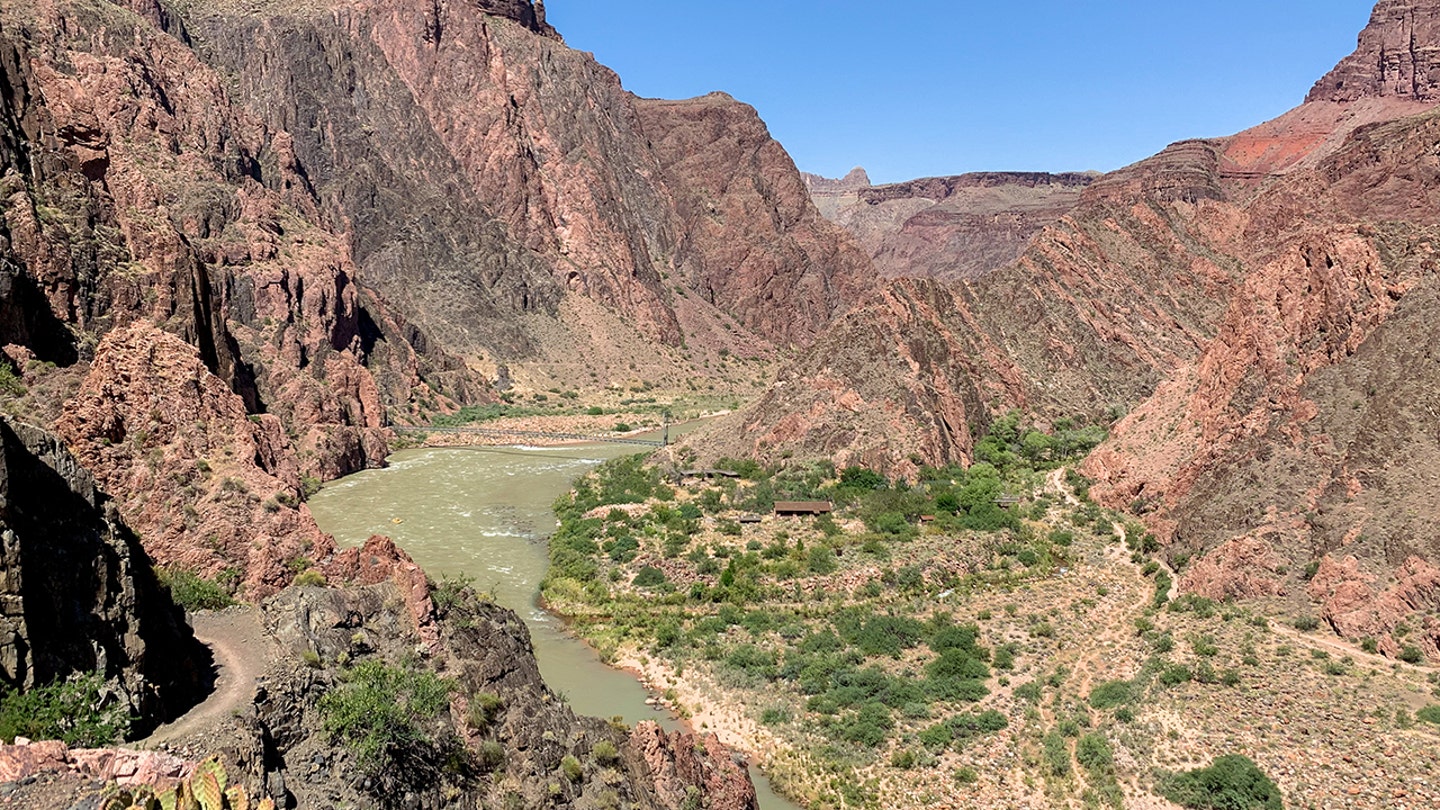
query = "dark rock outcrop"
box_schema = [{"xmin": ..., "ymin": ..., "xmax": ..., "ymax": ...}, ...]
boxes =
[
  {"xmin": 229, "ymin": 581, "xmax": 754, "ymax": 809},
  {"xmin": 0, "ymin": 417, "xmax": 207, "ymax": 737}
]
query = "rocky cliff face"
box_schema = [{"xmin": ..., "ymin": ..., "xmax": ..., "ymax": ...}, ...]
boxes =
[
  {"xmin": 55, "ymin": 323, "xmax": 338, "ymax": 599},
  {"xmin": 719, "ymin": 0, "xmax": 1440, "ymax": 656},
  {"xmin": 0, "ymin": 576, "xmax": 755, "ymax": 808},
  {"xmin": 805, "ymin": 169, "xmax": 1096, "ymax": 280},
  {"xmin": 1308, "ymin": 0, "xmax": 1440, "ymax": 102},
  {"xmin": 175, "ymin": 0, "xmax": 864, "ymax": 372},
  {"xmin": 0, "ymin": 417, "xmax": 206, "ymax": 737}
]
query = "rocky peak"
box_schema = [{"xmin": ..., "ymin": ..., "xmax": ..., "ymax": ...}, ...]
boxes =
[
  {"xmin": 1307, "ymin": 0, "xmax": 1440, "ymax": 102},
  {"xmin": 803, "ymin": 167, "xmax": 872, "ymax": 192}
]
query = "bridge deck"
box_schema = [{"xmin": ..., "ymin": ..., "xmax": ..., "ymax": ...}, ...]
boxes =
[{"xmin": 392, "ymin": 425, "xmax": 666, "ymax": 447}]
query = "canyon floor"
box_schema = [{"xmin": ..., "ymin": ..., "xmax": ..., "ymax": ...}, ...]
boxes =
[{"xmin": 540, "ymin": 446, "xmax": 1440, "ymax": 810}]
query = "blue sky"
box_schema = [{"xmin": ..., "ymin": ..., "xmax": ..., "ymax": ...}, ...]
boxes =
[{"xmin": 544, "ymin": 1, "xmax": 1375, "ymax": 184}]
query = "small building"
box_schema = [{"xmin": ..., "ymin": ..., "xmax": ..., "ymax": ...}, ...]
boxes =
[
  {"xmin": 774, "ymin": 501, "xmax": 834, "ymax": 517},
  {"xmin": 994, "ymin": 495, "xmax": 1025, "ymax": 509},
  {"xmin": 738, "ymin": 513, "xmax": 764, "ymax": 524}
]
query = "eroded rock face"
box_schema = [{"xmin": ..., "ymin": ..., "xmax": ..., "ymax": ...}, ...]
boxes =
[
  {"xmin": 1308, "ymin": 0, "xmax": 1440, "ymax": 102},
  {"xmin": 172, "ymin": 0, "xmax": 864, "ymax": 365},
  {"xmin": 631, "ymin": 723, "xmax": 758, "ymax": 810},
  {"xmin": 241, "ymin": 581, "xmax": 755, "ymax": 809},
  {"xmin": 55, "ymin": 323, "xmax": 334, "ymax": 599},
  {"xmin": 0, "ymin": 417, "xmax": 206, "ymax": 737}
]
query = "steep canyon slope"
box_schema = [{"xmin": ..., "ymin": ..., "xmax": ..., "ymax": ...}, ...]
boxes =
[
  {"xmin": 174, "ymin": 0, "xmax": 870, "ymax": 372},
  {"xmin": 0, "ymin": 0, "xmax": 868, "ymax": 596},
  {"xmin": 728, "ymin": 0, "xmax": 1440, "ymax": 656}
]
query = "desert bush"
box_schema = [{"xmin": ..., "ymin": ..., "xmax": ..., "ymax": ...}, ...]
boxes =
[
  {"xmin": 1087, "ymin": 680, "xmax": 1134, "ymax": 710},
  {"xmin": 156, "ymin": 567, "xmax": 237, "ymax": 611},
  {"xmin": 319, "ymin": 661, "xmax": 454, "ymax": 774},
  {"xmin": 0, "ymin": 672, "xmax": 130, "ymax": 746},
  {"xmin": 1076, "ymin": 732, "xmax": 1113, "ymax": 771},
  {"xmin": 807, "ymin": 546, "xmax": 838, "ymax": 575},
  {"xmin": 1158, "ymin": 754, "xmax": 1282, "ymax": 810},
  {"xmin": 1042, "ymin": 731, "xmax": 1070, "ymax": 777},
  {"xmin": 632, "ymin": 567, "xmax": 667, "ymax": 588},
  {"xmin": 592, "ymin": 739, "xmax": 619, "ymax": 764}
]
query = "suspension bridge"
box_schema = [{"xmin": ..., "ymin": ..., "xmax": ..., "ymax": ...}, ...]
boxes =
[{"xmin": 391, "ymin": 423, "xmax": 668, "ymax": 448}]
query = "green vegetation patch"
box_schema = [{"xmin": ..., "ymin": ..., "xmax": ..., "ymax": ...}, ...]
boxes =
[
  {"xmin": 1159, "ymin": 754, "xmax": 1283, "ymax": 810},
  {"xmin": 0, "ymin": 671, "xmax": 131, "ymax": 746},
  {"xmin": 156, "ymin": 567, "xmax": 237, "ymax": 611},
  {"xmin": 319, "ymin": 660, "xmax": 456, "ymax": 774}
]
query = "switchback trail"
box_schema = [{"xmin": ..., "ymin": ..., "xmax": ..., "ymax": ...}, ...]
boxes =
[{"xmin": 140, "ymin": 608, "xmax": 269, "ymax": 746}]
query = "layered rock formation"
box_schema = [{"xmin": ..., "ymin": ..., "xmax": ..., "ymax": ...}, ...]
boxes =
[
  {"xmin": 718, "ymin": 0, "xmax": 1440, "ymax": 656},
  {"xmin": 0, "ymin": 417, "xmax": 206, "ymax": 737},
  {"xmin": 806, "ymin": 169, "xmax": 1096, "ymax": 280},
  {"xmin": 0, "ymin": 0, "xmax": 872, "ymax": 601},
  {"xmin": 55, "ymin": 323, "xmax": 337, "ymax": 598},
  {"xmin": 1308, "ymin": 0, "xmax": 1440, "ymax": 103}
]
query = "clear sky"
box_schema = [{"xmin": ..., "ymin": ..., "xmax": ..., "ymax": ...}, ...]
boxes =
[{"xmin": 543, "ymin": 1, "xmax": 1376, "ymax": 184}]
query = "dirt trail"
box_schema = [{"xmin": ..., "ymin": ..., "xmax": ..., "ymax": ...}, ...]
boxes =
[
  {"xmin": 140, "ymin": 607, "xmax": 270, "ymax": 746},
  {"xmin": 1268, "ymin": 620, "xmax": 1438, "ymax": 677}
]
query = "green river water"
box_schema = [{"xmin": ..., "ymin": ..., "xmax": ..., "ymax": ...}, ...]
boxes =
[{"xmin": 307, "ymin": 428, "xmax": 800, "ymax": 810}]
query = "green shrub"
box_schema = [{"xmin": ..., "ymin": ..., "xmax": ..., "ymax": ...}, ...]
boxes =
[
  {"xmin": 954, "ymin": 767, "xmax": 979, "ymax": 784},
  {"xmin": 467, "ymin": 692, "xmax": 504, "ymax": 731},
  {"xmin": 632, "ymin": 567, "xmax": 668, "ymax": 588},
  {"xmin": 156, "ymin": 567, "xmax": 237, "ymax": 611},
  {"xmin": 294, "ymin": 568, "xmax": 327, "ymax": 587},
  {"xmin": 1293, "ymin": 615, "xmax": 1319, "ymax": 632},
  {"xmin": 1158, "ymin": 754, "xmax": 1283, "ymax": 810},
  {"xmin": 1076, "ymin": 732, "xmax": 1113, "ymax": 771},
  {"xmin": 807, "ymin": 546, "xmax": 838, "ymax": 575},
  {"xmin": 592, "ymin": 739, "xmax": 619, "ymax": 764},
  {"xmin": 0, "ymin": 672, "xmax": 131, "ymax": 746},
  {"xmin": 834, "ymin": 702, "xmax": 894, "ymax": 747},
  {"xmin": 760, "ymin": 707, "xmax": 792, "ymax": 725},
  {"xmin": 1042, "ymin": 731, "xmax": 1070, "ymax": 777},
  {"xmin": 1399, "ymin": 645, "xmax": 1425, "ymax": 664},
  {"xmin": 1416, "ymin": 705, "xmax": 1440, "ymax": 725},
  {"xmin": 560, "ymin": 754, "xmax": 583, "ymax": 782},
  {"xmin": 1088, "ymin": 680, "xmax": 1134, "ymax": 710},
  {"xmin": 319, "ymin": 661, "xmax": 455, "ymax": 774},
  {"xmin": 478, "ymin": 740, "xmax": 505, "ymax": 769},
  {"xmin": 0, "ymin": 363, "xmax": 25, "ymax": 397},
  {"xmin": 1159, "ymin": 665, "xmax": 1193, "ymax": 686}
]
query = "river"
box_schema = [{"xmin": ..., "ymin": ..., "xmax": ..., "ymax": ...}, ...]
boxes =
[{"xmin": 307, "ymin": 428, "xmax": 800, "ymax": 810}]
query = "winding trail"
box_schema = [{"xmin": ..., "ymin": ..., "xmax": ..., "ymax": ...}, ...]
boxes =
[{"xmin": 140, "ymin": 608, "xmax": 269, "ymax": 747}]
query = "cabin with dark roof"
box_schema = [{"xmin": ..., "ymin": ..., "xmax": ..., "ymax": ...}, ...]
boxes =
[{"xmin": 774, "ymin": 501, "xmax": 834, "ymax": 516}]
